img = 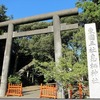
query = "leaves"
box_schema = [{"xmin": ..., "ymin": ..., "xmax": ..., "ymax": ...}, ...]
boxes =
[
  {"xmin": 8, "ymin": 75, "xmax": 21, "ymax": 84},
  {"xmin": 76, "ymin": 0, "xmax": 100, "ymax": 31}
]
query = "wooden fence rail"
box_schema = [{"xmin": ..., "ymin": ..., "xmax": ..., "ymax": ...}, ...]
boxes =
[
  {"xmin": 6, "ymin": 83, "xmax": 22, "ymax": 96},
  {"xmin": 68, "ymin": 83, "xmax": 83, "ymax": 99},
  {"xmin": 40, "ymin": 83, "xmax": 57, "ymax": 99},
  {"xmin": 78, "ymin": 83, "xmax": 82, "ymax": 99}
]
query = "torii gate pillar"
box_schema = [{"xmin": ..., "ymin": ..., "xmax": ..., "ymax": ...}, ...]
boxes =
[
  {"xmin": 53, "ymin": 15, "xmax": 62, "ymax": 63},
  {"xmin": 0, "ymin": 23, "xmax": 14, "ymax": 96},
  {"xmin": 53, "ymin": 15, "xmax": 64, "ymax": 98}
]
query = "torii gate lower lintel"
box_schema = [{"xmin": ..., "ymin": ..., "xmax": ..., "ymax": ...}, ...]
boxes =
[{"xmin": 0, "ymin": 8, "xmax": 78, "ymax": 97}]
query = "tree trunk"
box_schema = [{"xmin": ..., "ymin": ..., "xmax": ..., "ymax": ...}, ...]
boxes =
[
  {"xmin": 13, "ymin": 54, "xmax": 18, "ymax": 73},
  {"xmin": 57, "ymin": 82, "xmax": 65, "ymax": 98},
  {"xmin": 16, "ymin": 59, "xmax": 35, "ymax": 76}
]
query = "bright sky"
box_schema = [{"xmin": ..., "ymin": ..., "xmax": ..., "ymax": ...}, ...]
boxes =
[{"xmin": 0, "ymin": 0, "xmax": 78, "ymax": 19}]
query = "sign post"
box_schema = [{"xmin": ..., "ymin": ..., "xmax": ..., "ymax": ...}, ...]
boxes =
[{"xmin": 85, "ymin": 23, "xmax": 100, "ymax": 98}]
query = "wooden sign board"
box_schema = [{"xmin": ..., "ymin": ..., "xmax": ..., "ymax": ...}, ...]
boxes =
[{"xmin": 85, "ymin": 23, "xmax": 100, "ymax": 98}]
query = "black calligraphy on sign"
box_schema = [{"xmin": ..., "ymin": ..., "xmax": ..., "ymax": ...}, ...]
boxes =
[
  {"xmin": 92, "ymin": 78, "xmax": 99, "ymax": 84},
  {"xmin": 88, "ymin": 27, "xmax": 99, "ymax": 84},
  {"xmin": 90, "ymin": 54, "xmax": 97, "ymax": 62},
  {"xmin": 88, "ymin": 34, "xmax": 95, "ymax": 40},
  {"xmin": 89, "ymin": 41, "xmax": 95, "ymax": 46},
  {"xmin": 89, "ymin": 47, "xmax": 96, "ymax": 53},
  {"xmin": 90, "ymin": 63, "xmax": 98, "ymax": 69},
  {"xmin": 91, "ymin": 69, "xmax": 98, "ymax": 77}
]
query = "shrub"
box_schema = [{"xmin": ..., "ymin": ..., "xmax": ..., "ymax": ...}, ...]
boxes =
[{"xmin": 8, "ymin": 75, "xmax": 21, "ymax": 84}]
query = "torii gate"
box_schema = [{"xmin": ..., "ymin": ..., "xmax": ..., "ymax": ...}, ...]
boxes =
[{"xmin": 0, "ymin": 8, "xmax": 78, "ymax": 97}]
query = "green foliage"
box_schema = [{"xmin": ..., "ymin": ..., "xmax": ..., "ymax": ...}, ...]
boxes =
[
  {"xmin": 39, "ymin": 61, "xmax": 55, "ymax": 82},
  {"xmin": 76, "ymin": 0, "xmax": 100, "ymax": 31},
  {"xmin": 13, "ymin": 37, "xmax": 31, "ymax": 55},
  {"xmin": 0, "ymin": 5, "xmax": 13, "ymax": 35},
  {"xmin": 8, "ymin": 75, "xmax": 21, "ymax": 84},
  {"xmin": 61, "ymin": 16, "xmax": 79, "ymax": 24},
  {"xmin": 30, "ymin": 34, "xmax": 54, "ymax": 61},
  {"xmin": 98, "ymin": 32, "xmax": 100, "ymax": 53},
  {"xmin": 37, "ymin": 44, "xmax": 88, "ymax": 87},
  {"xmin": 69, "ymin": 27, "xmax": 87, "ymax": 63},
  {"xmin": 0, "ymin": 5, "xmax": 8, "ymax": 34},
  {"xmin": 0, "ymin": 5, "xmax": 8, "ymax": 22},
  {"xmin": 13, "ymin": 33, "xmax": 54, "ymax": 61},
  {"xmin": 53, "ymin": 47, "xmax": 87, "ymax": 86},
  {"xmin": 18, "ymin": 22, "xmax": 51, "ymax": 31}
]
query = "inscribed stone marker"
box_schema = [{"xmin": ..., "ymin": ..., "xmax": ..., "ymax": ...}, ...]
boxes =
[{"xmin": 85, "ymin": 23, "xmax": 100, "ymax": 98}]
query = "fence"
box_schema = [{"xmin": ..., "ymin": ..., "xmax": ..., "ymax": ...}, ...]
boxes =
[
  {"xmin": 67, "ymin": 83, "xmax": 89, "ymax": 99},
  {"xmin": 6, "ymin": 83, "xmax": 22, "ymax": 96},
  {"xmin": 40, "ymin": 83, "xmax": 57, "ymax": 99},
  {"xmin": 68, "ymin": 83, "xmax": 82, "ymax": 99}
]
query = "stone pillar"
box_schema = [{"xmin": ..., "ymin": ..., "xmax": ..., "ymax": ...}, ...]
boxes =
[
  {"xmin": 53, "ymin": 15, "xmax": 64, "ymax": 98},
  {"xmin": 0, "ymin": 23, "xmax": 13, "ymax": 97},
  {"xmin": 53, "ymin": 15, "xmax": 62, "ymax": 63}
]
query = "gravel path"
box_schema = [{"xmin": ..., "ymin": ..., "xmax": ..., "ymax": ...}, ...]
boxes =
[{"xmin": 22, "ymin": 85, "xmax": 40, "ymax": 98}]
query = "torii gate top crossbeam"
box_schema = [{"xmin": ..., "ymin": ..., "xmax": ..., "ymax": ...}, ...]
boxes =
[{"xmin": 0, "ymin": 8, "xmax": 78, "ymax": 27}]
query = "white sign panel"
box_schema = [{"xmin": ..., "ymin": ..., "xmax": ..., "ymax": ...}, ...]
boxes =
[{"xmin": 85, "ymin": 23, "xmax": 100, "ymax": 98}]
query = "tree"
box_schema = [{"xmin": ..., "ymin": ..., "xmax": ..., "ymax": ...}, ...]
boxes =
[
  {"xmin": 76, "ymin": 0, "xmax": 100, "ymax": 31},
  {"xmin": 0, "ymin": 5, "xmax": 13, "ymax": 35},
  {"xmin": 10, "ymin": 21, "xmax": 54, "ymax": 85},
  {"xmin": 12, "ymin": 37, "xmax": 32, "ymax": 73},
  {"xmin": 0, "ymin": 5, "xmax": 8, "ymax": 22}
]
